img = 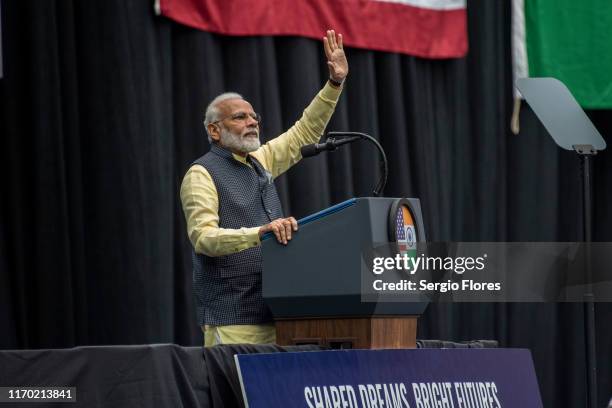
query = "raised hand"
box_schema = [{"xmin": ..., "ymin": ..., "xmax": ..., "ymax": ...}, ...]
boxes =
[{"xmin": 323, "ymin": 29, "xmax": 349, "ymax": 84}]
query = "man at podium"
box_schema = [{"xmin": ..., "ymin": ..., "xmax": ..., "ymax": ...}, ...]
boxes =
[{"xmin": 180, "ymin": 30, "xmax": 348, "ymax": 346}]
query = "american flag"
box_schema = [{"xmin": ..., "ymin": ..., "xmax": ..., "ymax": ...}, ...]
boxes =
[
  {"xmin": 396, "ymin": 210, "xmax": 407, "ymax": 242},
  {"xmin": 396, "ymin": 208, "xmax": 417, "ymax": 255}
]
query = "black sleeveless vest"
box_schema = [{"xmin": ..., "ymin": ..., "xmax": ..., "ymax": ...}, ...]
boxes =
[{"xmin": 191, "ymin": 144, "xmax": 283, "ymax": 325}]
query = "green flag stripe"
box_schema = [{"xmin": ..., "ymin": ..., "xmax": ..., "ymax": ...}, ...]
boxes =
[{"xmin": 525, "ymin": 0, "xmax": 612, "ymax": 108}]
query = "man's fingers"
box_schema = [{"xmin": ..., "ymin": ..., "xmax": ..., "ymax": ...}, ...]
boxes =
[
  {"xmin": 327, "ymin": 30, "xmax": 337, "ymax": 51},
  {"xmin": 271, "ymin": 223, "xmax": 282, "ymax": 243},
  {"xmin": 284, "ymin": 220, "xmax": 292, "ymax": 241},
  {"xmin": 271, "ymin": 221, "xmax": 280, "ymax": 243},
  {"xmin": 269, "ymin": 217, "xmax": 298, "ymax": 245},
  {"xmin": 273, "ymin": 220, "xmax": 287, "ymax": 244},
  {"xmin": 289, "ymin": 217, "xmax": 298, "ymax": 231},
  {"xmin": 323, "ymin": 36, "xmax": 332, "ymax": 59},
  {"xmin": 338, "ymin": 33, "xmax": 343, "ymax": 49}
]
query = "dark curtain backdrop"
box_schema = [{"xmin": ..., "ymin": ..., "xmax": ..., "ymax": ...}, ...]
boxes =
[{"xmin": 1, "ymin": 1, "xmax": 611, "ymax": 407}]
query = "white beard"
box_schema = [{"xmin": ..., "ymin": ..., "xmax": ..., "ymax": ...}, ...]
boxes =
[{"xmin": 219, "ymin": 128, "xmax": 260, "ymax": 153}]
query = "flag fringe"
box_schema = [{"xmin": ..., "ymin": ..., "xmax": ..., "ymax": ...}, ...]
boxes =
[{"xmin": 510, "ymin": 97, "xmax": 521, "ymax": 135}]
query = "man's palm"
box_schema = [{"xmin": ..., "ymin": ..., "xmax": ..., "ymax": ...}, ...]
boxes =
[{"xmin": 324, "ymin": 30, "xmax": 349, "ymax": 82}]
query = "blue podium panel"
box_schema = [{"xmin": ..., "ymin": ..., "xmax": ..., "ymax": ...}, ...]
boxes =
[
  {"xmin": 236, "ymin": 349, "xmax": 543, "ymax": 408},
  {"xmin": 261, "ymin": 197, "xmax": 428, "ymax": 318}
]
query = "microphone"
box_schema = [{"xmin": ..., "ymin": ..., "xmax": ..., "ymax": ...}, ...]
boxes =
[
  {"xmin": 300, "ymin": 136, "xmax": 361, "ymax": 158},
  {"xmin": 300, "ymin": 131, "xmax": 389, "ymax": 197}
]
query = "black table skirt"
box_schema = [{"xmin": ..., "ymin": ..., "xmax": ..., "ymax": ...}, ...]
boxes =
[{"xmin": 0, "ymin": 343, "xmax": 320, "ymax": 408}]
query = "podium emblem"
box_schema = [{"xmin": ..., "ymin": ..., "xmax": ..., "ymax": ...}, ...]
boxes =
[{"xmin": 389, "ymin": 199, "xmax": 419, "ymax": 257}]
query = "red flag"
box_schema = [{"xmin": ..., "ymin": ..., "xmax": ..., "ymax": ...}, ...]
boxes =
[{"xmin": 157, "ymin": 0, "xmax": 467, "ymax": 58}]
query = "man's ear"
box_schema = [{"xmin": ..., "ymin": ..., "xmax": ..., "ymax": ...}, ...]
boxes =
[{"xmin": 207, "ymin": 123, "xmax": 221, "ymax": 142}]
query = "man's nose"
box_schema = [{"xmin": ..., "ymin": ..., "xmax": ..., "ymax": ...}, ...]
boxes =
[{"xmin": 246, "ymin": 116, "xmax": 259, "ymax": 127}]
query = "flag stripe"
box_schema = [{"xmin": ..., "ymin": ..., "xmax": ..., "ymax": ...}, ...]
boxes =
[
  {"xmin": 512, "ymin": 0, "xmax": 612, "ymax": 108},
  {"xmin": 373, "ymin": 0, "xmax": 466, "ymax": 11},
  {"xmin": 511, "ymin": 0, "xmax": 528, "ymax": 98},
  {"xmin": 159, "ymin": 0, "xmax": 467, "ymax": 58}
]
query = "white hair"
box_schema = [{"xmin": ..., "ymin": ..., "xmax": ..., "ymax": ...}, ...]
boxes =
[{"xmin": 203, "ymin": 92, "xmax": 244, "ymax": 143}]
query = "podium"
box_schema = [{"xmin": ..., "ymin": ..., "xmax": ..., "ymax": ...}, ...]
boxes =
[{"xmin": 262, "ymin": 197, "xmax": 428, "ymax": 349}]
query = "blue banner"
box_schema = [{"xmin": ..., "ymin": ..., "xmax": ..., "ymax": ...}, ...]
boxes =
[{"xmin": 235, "ymin": 349, "xmax": 542, "ymax": 408}]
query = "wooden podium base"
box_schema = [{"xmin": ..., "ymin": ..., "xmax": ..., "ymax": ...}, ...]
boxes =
[{"xmin": 275, "ymin": 316, "xmax": 417, "ymax": 349}]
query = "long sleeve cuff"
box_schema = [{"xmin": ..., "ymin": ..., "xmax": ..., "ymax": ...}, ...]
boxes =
[{"xmin": 194, "ymin": 226, "xmax": 262, "ymax": 257}]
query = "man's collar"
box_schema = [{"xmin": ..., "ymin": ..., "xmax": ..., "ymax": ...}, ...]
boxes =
[{"xmin": 210, "ymin": 143, "xmax": 250, "ymax": 164}]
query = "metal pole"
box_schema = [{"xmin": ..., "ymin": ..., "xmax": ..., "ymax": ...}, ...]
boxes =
[{"xmin": 581, "ymin": 153, "xmax": 597, "ymax": 408}]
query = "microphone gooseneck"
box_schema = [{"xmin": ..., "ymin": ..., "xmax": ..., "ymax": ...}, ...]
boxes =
[{"xmin": 300, "ymin": 131, "xmax": 388, "ymax": 197}]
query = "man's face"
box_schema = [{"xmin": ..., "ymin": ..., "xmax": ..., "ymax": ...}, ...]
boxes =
[{"xmin": 209, "ymin": 99, "xmax": 260, "ymax": 155}]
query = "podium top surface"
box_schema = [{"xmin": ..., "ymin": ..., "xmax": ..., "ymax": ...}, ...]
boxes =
[
  {"xmin": 262, "ymin": 198, "xmax": 357, "ymax": 241},
  {"xmin": 297, "ymin": 198, "xmax": 356, "ymax": 227}
]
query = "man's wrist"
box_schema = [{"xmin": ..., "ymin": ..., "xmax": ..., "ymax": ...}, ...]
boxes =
[{"xmin": 328, "ymin": 77, "xmax": 344, "ymax": 88}]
